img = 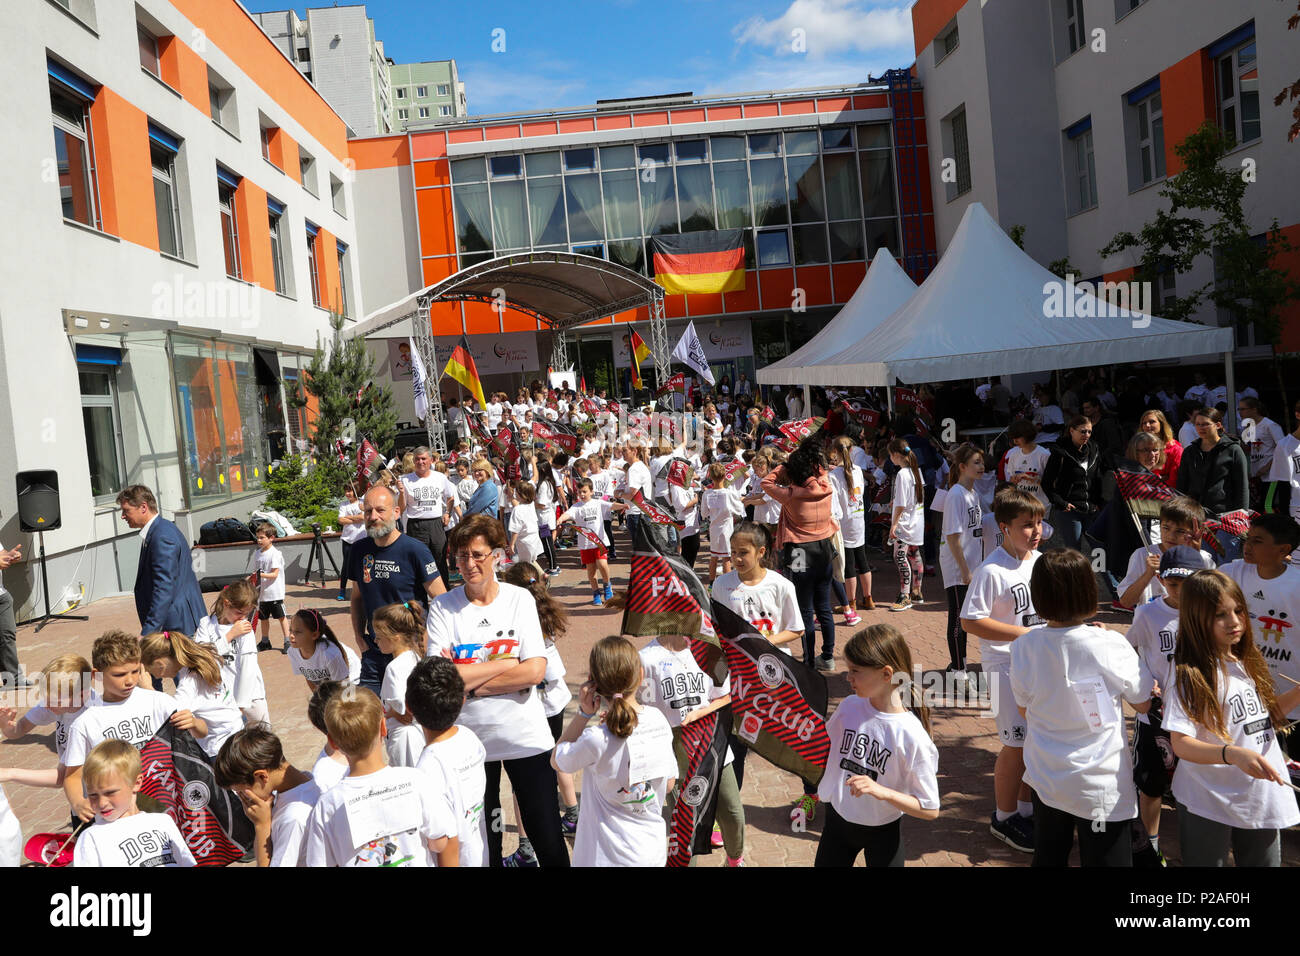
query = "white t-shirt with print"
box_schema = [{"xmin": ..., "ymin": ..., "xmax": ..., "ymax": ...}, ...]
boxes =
[
  {"xmin": 891, "ymin": 469, "xmax": 925, "ymax": 546},
  {"xmin": 1268, "ymin": 434, "xmax": 1300, "ymax": 521},
  {"xmin": 24, "ymin": 691, "xmax": 101, "ymax": 765},
  {"xmin": 623, "ymin": 461, "xmax": 653, "ymax": 515},
  {"xmin": 417, "ymin": 726, "xmax": 487, "ymax": 868},
  {"xmin": 290, "ymin": 639, "xmax": 361, "ymax": 685},
  {"xmin": 563, "ymin": 499, "xmax": 614, "ymax": 550},
  {"xmin": 1126, "ymin": 596, "xmax": 1180, "ymax": 724},
  {"xmin": 553, "ymin": 706, "xmax": 678, "ymax": 867},
  {"xmin": 270, "ymin": 777, "xmax": 322, "ymax": 867},
  {"xmin": 339, "ymin": 500, "xmax": 367, "ymax": 544},
  {"xmin": 383, "ymin": 650, "xmax": 425, "ymax": 768},
  {"xmin": 1163, "ymin": 659, "xmax": 1300, "ymax": 830},
  {"xmin": 960, "ymin": 547, "xmax": 1043, "ymax": 668},
  {"xmin": 1001, "ymin": 445, "xmax": 1052, "ymax": 508},
  {"xmin": 638, "ymin": 639, "xmax": 728, "ymax": 728},
  {"xmin": 173, "ymin": 667, "xmax": 242, "ymax": 759},
  {"xmin": 940, "ymin": 483, "xmax": 983, "ymax": 589},
  {"xmin": 748, "ymin": 472, "xmax": 780, "ymax": 525},
  {"xmin": 831, "ymin": 465, "xmax": 867, "ymax": 548},
  {"xmin": 73, "ymin": 812, "xmax": 196, "ymax": 868},
  {"xmin": 256, "ymin": 546, "xmax": 286, "ymax": 602},
  {"xmin": 1244, "ymin": 417, "xmax": 1284, "ymax": 477},
  {"xmin": 1223, "ymin": 560, "xmax": 1300, "ymax": 719},
  {"xmin": 818, "ymin": 696, "xmax": 940, "ymax": 827},
  {"xmin": 541, "ymin": 642, "xmax": 572, "ymax": 718},
  {"xmin": 194, "ymin": 614, "xmax": 239, "ymax": 691},
  {"xmin": 1011, "ymin": 624, "xmax": 1145, "ymax": 821},
  {"xmin": 424, "ymin": 583, "xmax": 554, "ymax": 761},
  {"xmin": 302, "ymin": 765, "xmax": 457, "ymax": 867},
  {"xmin": 402, "ymin": 472, "xmax": 452, "ymax": 520},
  {"xmin": 711, "ymin": 570, "xmax": 803, "ymax": 656},
  {"xmin": 64, "ymin": 687, "xmax": 176, "ymax": 768}
]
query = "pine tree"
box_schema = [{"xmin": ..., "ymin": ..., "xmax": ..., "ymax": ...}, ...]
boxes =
[{"xmin": 285, "ymin": 310, "xmax": 398, "ymax": 469}]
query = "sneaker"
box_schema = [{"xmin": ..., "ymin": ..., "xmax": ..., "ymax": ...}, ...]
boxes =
[
  {"xmin": 989, "ymin": 811, "xmax": 1034, "ymax": 853},
  {"xmin": 256, "ymin": 640, "xmax": 272, "ymax": 652},
  {"xmin": 560, "ymin": 814, "xmax": 579, "ymax": 838},
  {"xmin": 790, "ymin": 794, "xmax": 819, "ymax": 825},
  {"xmin": 910, "ymin": 591, "xmax": 923, "ymax": 604},
  {"xmin": 843, "ymin": 610, "xmax": 862, "ymax": 626},
  {"xmin": 710, "ymin": 824, "xmax": 724, "ymax": 848},
  {"xmin": 889, "ymin": 598, "xmax": 912, "ymax": 612},
  {"xmin": 1132, "ymin": 841, "xmax": 1166, "ymax": 868},
  {"xmin": 1110, "ymin": 601, "xmax": 1134, "ymax": 614},
  {"xmin": 592, "ymin": 592, "xmax": 604, "ymax": 607},
  {"xmin": 546, "ymin": 567, "xmax": 561, "ymax": 577},
  {"xmin": 281, "ymin": 641, "xmax": 291, "ymax": 655},
  {"xmin": 604, "ymin": 582, "xmax": 614, "ymax": 601},
  {"xmin": 725, "ymin": 855, "xmax": 746, "ymax": 867},
  {"xmin": 502, "ymin": 847, "xmax": 538, "ymax": 868},
  {"xmin": 815, "ymin": 655, "xmax": 835, "ymax": 672},
  {"xmin": 335, "ymin": 592, "xmax": 348, "ymax": 601}
]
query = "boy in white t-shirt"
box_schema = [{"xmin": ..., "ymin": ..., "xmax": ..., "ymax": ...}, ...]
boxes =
[
  {"xmin": 214, "ymin": 725, "xmax": 320, "ymax": 867},
  {"xmin": 557, "ymin": 478, "xmax": 626, "ymax": 606},
  {"xmin": 73, "ymin": 739, "xmax": 195, "ymax": 867},
  {"xmin": 62, "ymin": 631, "xmax": 176, "ymax": 825},
  {"xmin": 407, "ymin": 656, "xmax": 488, "ymax": 867},
  {"xmin": 998, "ymin": 420, "xmax": 1052, "ymax": 512},
  {"xmin": 1267, "ymin": 400, "xmax": 1300, "ymax": 524},
  {"xmin": 1116, "ymin": 498, "xmax": 1214, "ymax": 611},
  {"xmin": 960, "ymin": 488, "xmax": 1045, "ymax": 854},
  {"xmin": 302, "ymin": 688, "xmax": 458, "ymax": 867},
  {"xmin": 254, "ymin": 525, "xmax": 290, "ymax": 653}
]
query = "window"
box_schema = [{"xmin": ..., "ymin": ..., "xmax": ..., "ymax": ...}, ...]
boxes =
[
  {"xmin": 490, "ymin": 155, "xmax": 521, "ymax": 178},
  {"xmin": 1215, "ymin": 32, "xmax": 1260, "ymax": 146},
  {"xmin": 395, "ymin": 87, "xmax": 406, "ymax": 99},
  {"xmin": 268, "ymin": 201, "xmax": 287, "ymax": 295},
  {"xmin": 330, "ymin": 174, "xmax": 346, "ymax": 217},
  {"xmin": 1115, "ymin": 0, "xmax": 1145, "ymax": 18},
  {"xmin": 336, "ymin": 242, "xmax": 351, "ymax": 318},
  {"xmin": 138, "ymin": 25, "xmax": 160, "ymax": 76},
  {"xmin": 50, "ymin": 78, "xmax": 99, "ymax": 228},
  {"xmin": 1157, "ymin": 269, "xmax": 1176, "ymax": 313},
  {"xmin": 398, "ymin": 108, "xmax": 408, "ymax": 120},
  {"xmin": 150, "ymin": 129, "xmax": 182, "ymax": 257},
  {"xmin": 934, "ymin": 18, "xmax": 959, "ymax": 62},
  {"xmin": 297, "ymin": 46, "xmax": 310, "ymax": 61},
  {"xmin": 260, "ymin": 126, "xmax": 271, "ymax": 162},
  {"xmin": 418, "ymin": 107, "xmax": 429, "ymax": 118},
  {"xmin": 217, "ymin": 173, "xmax": 240, "ymax": 278},
  {"xmin": 439, "ymin": 105, "xmax": 452, "ymax": 117},
  {"xmin": 756, "ymin": 229, "xmax": 790, "ymax": 267},
  {"xmin": 1064, "ymin": 0, "xmax": 1086, "ymax": 55},
  {"xmin": 79, "ymin": 362, "xmax": 126, "ymax": 499},
  {"xmin": 300, "ymin": 150, "xmax": 317, "ymax": 196},
  {"xmin": 1127, "ymin": 82, "xmax": 1165, "ymax": 187},
  {"xmin": 207, "ymin": 68, "xmax": 236, "ymax": 133},
  {"xmin": 941, "ymin": 106, "xmax": 971, "ymax": 201},
  {"xmin": 306, "ymin": 224, "xmax": 321, "ymax": 306},
  {"xmin": 416, "ymin": 85, "xmax": 427, "ymax": 97},
  {"xmin": 1064, "ymin": 121, "xmax": 1098, "ymax": 214},
  {"xmin": 437, "ymin": 83, "xmax": 450, "ymax": 96}
]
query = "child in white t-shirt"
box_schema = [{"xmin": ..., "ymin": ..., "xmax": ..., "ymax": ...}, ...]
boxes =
[
  {"xmin": 508, "ymin": 481, "xmax": 544, "ymax": 568},
  {"xmin": 940, "ymin": 445, "xmax": 985, "ymax": 682},
  {"xmin": 197, "ymin": 579, "xmax": 270, "ymax": 728},
  {"xmin": 1010, "ymin": 549, "xmax": 1147, "ymax": 866},
  {"xmin": 887, "ymin": 440, "xmax": 926, "ymax": 611},
  {"xmin": 408, "ymin": 657, "xmax": 489, "ymax": 867},
  {"xmin": 254, "ymin": 525, "xmax": 290, "ymax": 653},
  {"xmin": 302, "ymin": 688, "xmax": 458, "ymax": 867},
  {"xmin": 557, "ymin": 477, "xmax": 625, "ymax": 606},
  {"xmin": 288, "ymin": 608, "xmax": 361, "ymax": 692},
  {"xmin": 1117, "ymin": 498, "xmax": 1212, "ymax": 610},
  {"xmin": 140, "ymin": 631, "xmax": 243, "ymax": 760},
  {"xmin": 372, "ymin": 602, "xmax": 428, "ymax": 769},
  {"xmin": 214, "ymin": 725, "xmax": 320, "ymax": 867},
  {"xmin": 701, "ymin": 462, "xmax": 746, "ymax": 581},
  {"xmin": 999, "ymin": 421, "xmax": 1052, "ymax": 512},
  {"xmin": 711, "ymin": 523, "xmax": 803, "ymax": 655},
  {"xmin": 73, "ymin": 739, "xmax": 195, "ymax": 868},
  {"xmin": 307, "ymin": 681, "xmax": 351, "ymax": 792},
  {"xmin": 816, "ymin": 624, "xmax": 939, "ymax": 867},
  {"xmin": 555, "ymin": 637, "xmax": 677, "ymax": 866}
]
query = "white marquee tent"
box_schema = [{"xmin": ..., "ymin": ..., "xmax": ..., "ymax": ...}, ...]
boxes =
[
  {"xmin": 757, "ymin": 252, "xmax": 918, "ymax": 386},
  {"xmin": 764, "ymin": 202, "xmax": 1235, "ymax": 389}
]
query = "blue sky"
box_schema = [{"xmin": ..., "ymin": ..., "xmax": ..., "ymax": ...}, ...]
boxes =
[{"xmin": 243, "ymin": 0, "xmax": 920, "ymax": 116}]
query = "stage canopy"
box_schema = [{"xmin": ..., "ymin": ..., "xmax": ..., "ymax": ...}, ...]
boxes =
[
  {"xmin": 757, "ymin": 252, "xmax": 917, "ymax": 386},
  {"xmin": 769, "ymin": 202, "xmax": 1235, "ymax": 387}
]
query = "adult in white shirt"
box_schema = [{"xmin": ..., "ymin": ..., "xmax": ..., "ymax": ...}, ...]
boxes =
[
  {"xmin": 621, "ymin": 442, "xmax": 654, "ymax": 539},
  {"xmin": 1237, "ymin": 396, "xmax": 1283, "ymax": 482},
  {"xmin": 336, "ymin": 486, "xmax": 367, "ymax": 601},
  {"xmin": 400, "ymin": 447, "xmax": 456, "ymax": 582},
  {"xmin": 785, "ymin": 388, "xmax": 804, "ymax": 421},
  {"xmin": 484, "ymin": 395, "xmax": 504, "ymax": 433},
  {"xmin": 423, "ymin": 514, "xmax": 569, "ymax": 868}
]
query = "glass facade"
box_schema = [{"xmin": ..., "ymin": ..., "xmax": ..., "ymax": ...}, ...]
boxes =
[{"xmin": 449, "ymin": 125, "xmax": 901, "ymax": 276}]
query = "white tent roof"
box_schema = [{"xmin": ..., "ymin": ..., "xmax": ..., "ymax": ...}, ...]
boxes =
[
  {"xmin": 756, "ymin": 253, "xmax": 917, "ymax": 386},
  {"xmin": 785, "ymin": 202, "xmax": 1235, "ymax": 387}
]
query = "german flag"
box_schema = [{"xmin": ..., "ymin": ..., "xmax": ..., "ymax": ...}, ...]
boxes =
[
  {"xmin": 442, "ymin": 336, "xmax": 486, "ymax": 409},
  {"xmin": 629, "ymin": 328, "xmax": 651, "ymax": 390},
  {"xmin": 650, "ymin": 229, "xmax": 745, "ymax": 295}
]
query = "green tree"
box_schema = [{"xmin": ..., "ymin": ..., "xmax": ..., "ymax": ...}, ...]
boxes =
[
  {"xmin": 286, "ymin": 310, "xmax": 398, "ymax": 481},
  {"xmin": 1099, "ymin": 122, "xmax": 1300, "ymax": 404},
  {"xmin": 1276, "ymin": 0, "xmax": 1300, "ymax": 143}
]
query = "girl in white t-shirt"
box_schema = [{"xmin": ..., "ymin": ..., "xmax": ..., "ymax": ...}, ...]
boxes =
[
  {"xmin": 830, "ymin": 436, "xmax": 873, "ymax": 620},
  {"xmin": 508, "ymin": 481, "xmax": 544, "ymax": 568},
  {"xmin": 554, "ymin": 636, "xmax": 677, "ymax": 866},
  {"xmin": 1164, "ymin": 570, "xmax": 1300, "ymax": 866},
  {"xmin": 701, "ymin": 462, "xmax": 746, "ymax": 581},
  {"xmin": 1010, "ymin": 549, "xmax": 1148, "ymax": 866},
  {"xmin": 140, "ymin": 631, "xmax": 243, "ymax": 759},
  {"xmin": 373, "ymin": 602, "xmax": 428, "ymax": 769},
  {"xmin": 816, "ymin": 623, "xmax": 939, "ymax": 867},
  {"xmin": 941, "ymin": 444, "xmax": 985, "ymax": 678},
  {"xmin": 887, "ymin": 439, "xmax": 926, "ymax": 612},
  {"xmin": 743, "ymin": 454, "xmax": 782, "ymax": 563},
  {"xmin": 200, "ymin": 579, "xmax": 269, "ymax": 727},
  {"xmin": 288, "ymin": 608, "xmax": 361, "ymax": 692}
]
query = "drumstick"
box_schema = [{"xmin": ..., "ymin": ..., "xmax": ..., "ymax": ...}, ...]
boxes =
[
  {"xmin": 52, "ymin": 819, "xmax": 89, "ymax": 864},
  {"xmin": 1277, "ymin": 672, "xmax": 1300, "ymax": 686}
]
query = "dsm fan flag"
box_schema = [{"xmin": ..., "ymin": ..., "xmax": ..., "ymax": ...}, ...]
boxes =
[
  {"xmin": 139, "ymin": 721, "xmax": 255, "ymax": 865},
  {"xmin": 650, "ymin": 229, "xmax": 745, "ymax": 295},
  {"xmin": 667, "ymin": 706, "xmax": 731, "ymax": 867},
  {"xmin": 442, "ymin": 336, "xmax": 486, "ymax": 410}
]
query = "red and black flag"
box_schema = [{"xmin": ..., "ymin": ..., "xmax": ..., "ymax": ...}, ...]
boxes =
[
  {"xmin": 720, "ymin": 459, "xmax": 749, "ymax": 487},
  {"xmin": 650, "ymin": 229, "xmax": 745, "ymax": 296},
  {"xmin": 665, "ymin": 457, "xmax": 695, "ymax": 491},
  {"xmin": 139, "ymin": 721, "xmax": 255, "ymax": 866},
  {"xmin": 532, "ymin": 420, "xmax": 579, "ymax": 455},
  {"xmin": 627, "ymin": 489, "xmax": 683, "ymax": 529},
  {"xmin": 656, "ymin": 372, "xmax": 686, "ymax": 396},
  {"xmin": 1206, "ymin": 509, "xmax": 1257, "ymax": 541},
  {"xmin": 1112, "ymin": 460, "xmax": 1177, "ymax": 522},
  {"xmin": 667, "ymin": 705, "xmax": 731, "ymax": 867},
  {"xmin": 711, "ymin": 601, "xmax": 831, "ymax": 789},
  {"xmin": 356, "ymin": 436, "xmax": 382, "ymax": 485},
  {"xmin": 774, "ymin": 416, "xmax": 826, "ymax": 452},
  {"xmin": 840, "ymin": 400, "xmax": 881, "ymax": 434}
]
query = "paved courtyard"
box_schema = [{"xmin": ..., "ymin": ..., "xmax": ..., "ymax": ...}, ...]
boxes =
[{"xmin": 4, "ymin": 527, "xmax": 1297, "ymax": 867}]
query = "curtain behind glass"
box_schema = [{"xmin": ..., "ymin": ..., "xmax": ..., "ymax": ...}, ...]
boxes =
[
  {"xmin": 676, "ymin": 165, "xmax": 714, "ymax": 232},
  {"xmin": 491, "ymin": 179, "xmax": 528, "ymax": 249},
  {"xmin": 786, "ymin": 154, "xmax": 825, "ymax": 224},
  {"xmin": 602, "ymin": 168, "xmax": 642, "ymax": 239},
  {"xmin": 565, "ymin": 173, "xmax": 604, "ymax": 243},
  {"xmin": 453, "ymin": 182, "xmax": 492, "ymax": 252},
  {"xmin": 712, "ymin": 162, "xmax": 751, "ymax": 229},
  {"xmin": 749, "ymin": 158, "xmax": 788, "ymax": 226},
  {"xmin": 172, "ymin": 336, "xmax": 224, "ymax": 502},
  {"xmin": 860, "ymin": 153, "xmax": 896, "ymax": 219},
  {"xmin": 640, "ymin": 166, "xmax": 678, "ymax": 235},
  {"xmin": 822, "ymin": 154, "xmax": 860, "ymax": 222},
  {"xmin": 528, "ymin": 178, "xmax": 566, "ymax": 246}
]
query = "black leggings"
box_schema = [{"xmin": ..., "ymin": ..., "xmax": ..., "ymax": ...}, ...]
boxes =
[
  {"xmin": 1032, "ymin": 792, "xmax": 1133, "ymax": 867},
  {"xmin": 945, "ymin": 585, "xmax": 968, "ymax": 670},
  {"xmin": 484, "ymin": 750, "xmax": 570, "ymax": 867},
  {"xmin": 681, "ymin": 533, "xmax": 700, "ymax": 569},
  {"xmin": 540, "ymin": 535, "xmax": 559, "ymax": 572},
  {"xmin": 814, "ymin": 804, "xmax": 904, "ymax": 867}
]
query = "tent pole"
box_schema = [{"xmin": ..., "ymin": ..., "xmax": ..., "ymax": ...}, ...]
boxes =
[
  {"xmin": 1224, "ymin": 349, "xmax": 1237, "ymax": 434},
  {"xmin": 887, "ymin": 385, "xmax": 895, "ymax": 416},
  {"xmin": 803, "ymin": 383, "xmax": 811, "ymax": 419}
]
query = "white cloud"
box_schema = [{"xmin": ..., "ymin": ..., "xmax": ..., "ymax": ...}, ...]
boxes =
[
  {"xmin": 733, "ymin": 0, "xmax": 914, "ymax": 59},
  {"xmin": 456, "ymin": 58, "xmax": 590, "ymax": 115}
]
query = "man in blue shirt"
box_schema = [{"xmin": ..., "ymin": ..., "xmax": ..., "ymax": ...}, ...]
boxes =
[{"xmin": 347, "ymin": 484, "xmax": 446, "ymax": 694}]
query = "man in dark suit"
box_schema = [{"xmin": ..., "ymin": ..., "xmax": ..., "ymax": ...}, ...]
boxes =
[{"xmin": 117, "ymin": 485, "xmax": 206, "ymax": 638}]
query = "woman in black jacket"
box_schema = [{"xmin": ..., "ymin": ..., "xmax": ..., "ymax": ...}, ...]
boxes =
[
  {"xmin": 1176, "ymin": 406, "xmax": 1249, "ymax": 562},
  {"xmin": 1041, "ymin": 415, "xmax": 1104, "ymax": 552}
]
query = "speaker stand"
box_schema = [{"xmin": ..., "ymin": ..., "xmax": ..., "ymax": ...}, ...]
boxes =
[{"xmin": 17, "ymin": 531, "xmax": 90, "ymax": 632}]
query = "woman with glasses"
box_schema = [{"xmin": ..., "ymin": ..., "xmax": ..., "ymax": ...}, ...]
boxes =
[
  {"xmin": 1137, "ymin": 409, "xmax": 1181, "ymax": 486},
  {"xmin": 424, "ymin": 514, "xmax": 570, "ymax": 868},
  {"xmin": 1041, "ymin": 415, "xmax": 1103, "ymax": 552}
]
